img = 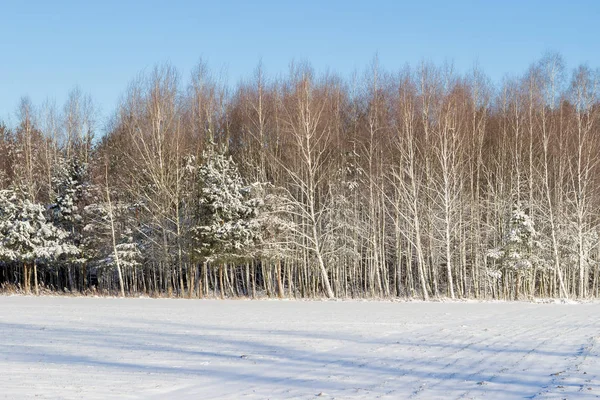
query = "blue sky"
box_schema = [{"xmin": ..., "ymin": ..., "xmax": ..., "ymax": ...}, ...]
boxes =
[{"xmin": 1, "ymin": 0, "xmax": 599, "ymax": 128}]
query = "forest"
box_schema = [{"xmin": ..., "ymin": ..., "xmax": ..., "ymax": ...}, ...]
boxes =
[{"xmin": 1, "ymin": 54, "xmax": 599, "ymax": 300}]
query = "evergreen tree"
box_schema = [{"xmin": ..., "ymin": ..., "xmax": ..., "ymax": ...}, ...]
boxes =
[
  {"xmin": 0, "ymin": 190, "xmax": 78, "ymax": 294},
  {"xmin": 488, "ymin": 203, "xmax": 541, "ymax": 296},
  {"xmin": 83, "ymin": 199, "xmax": 143, "ymax": 294},
  {"xmin": 49, "ymin": 157, "xmax": 90, "ymax": 289},
  {"xmin": 193, "ymin": 145, "xmax": 262, "ymax": 264},
  {"xmin": 50, "ymin": 158, "xmax": 87, "ymax": 227}
]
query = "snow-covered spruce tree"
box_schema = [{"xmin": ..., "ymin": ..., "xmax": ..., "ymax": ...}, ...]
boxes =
[
  {"xmin": 192, "ymin": 145, "xmax": 262, "ymax": 298},
  {"xmin": 0, "ymin": 190, "xmax": 78, "ymax": 294},
  {"xmin": 83, "ymin": 201, "xmax": 134, "ymax": 296},
  {"xmin": 250, "ymin": 181, "xmax": 295, "ymax": 298},
  {"xmin": 82, "ymin": 171, "xmax": 143, "ymax": 297},
  {"xmin": 487, "ymin": 203, "xmax": 541, "ymax": 298},
  {"xmin": 0, "ymin": 123, "xmax": 14, "ymax": 190},
  {"xmin": 49, "ymin": 157, "xmax": 89, "ymax": 290},
  {"xmin": 111, "ymin": 228, "xmax": 142, "ymax": 270}
]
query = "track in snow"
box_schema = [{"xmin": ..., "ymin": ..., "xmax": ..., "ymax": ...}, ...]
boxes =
[{"xmin": 0, "ymin": 297, "xmax": 599, "ymax": 399}]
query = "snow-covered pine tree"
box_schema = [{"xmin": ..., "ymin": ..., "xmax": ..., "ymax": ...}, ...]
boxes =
[
  {"xmin": 0, "ymin": 190, "xmax": 79, "ymax": 294},
  {"xmin": 249, "ymin": 181, "xmax": 295, "ymax": 298},
  {"xmin": 0, "ymin": 191, "xmax": 18, "ymax": 260},
  {"xmin": 0, "ymin": 123, "xmax": 13, "ymax": 190},
  {"xmin": 50, "ymin": 157, "xmax": 86, "ymax": 225},
  {"xmin": 487, "ymin": 203, "xmax": 541, "ymax": 298},
  {"xmin": 83, "ymin": 189, "xmax": 144, "ymax": 296},
  {"xmin": 193, "ymin": 145, "xmax": 262, "ymax": 297},
  {"xmin": 49, "ymin": 157, "xmax": 90, "ymax": 289},
  {"xmin": 112, "ymin": 228, "xmax": 142, "ymax": 270}
]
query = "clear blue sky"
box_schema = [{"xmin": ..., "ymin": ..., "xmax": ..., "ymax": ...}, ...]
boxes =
[{"xmin": 1, "ymin": 0, "xmax": 599, "ymax": 129}]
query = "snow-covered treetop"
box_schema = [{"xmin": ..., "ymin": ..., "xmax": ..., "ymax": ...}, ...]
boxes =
[{"xmin": 50, "ymin": 157, "xmax": 89, "ymax": 224}]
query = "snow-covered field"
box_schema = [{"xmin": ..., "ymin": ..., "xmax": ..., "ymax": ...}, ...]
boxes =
[{"xmin": 0, "ymin": 297, "xmax": 598, "ymax": 399}]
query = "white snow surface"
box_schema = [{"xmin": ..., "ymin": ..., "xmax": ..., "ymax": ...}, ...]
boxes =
[{"xmin": 1, "ymin": 297, "xmax": 599, "ymax": 399}]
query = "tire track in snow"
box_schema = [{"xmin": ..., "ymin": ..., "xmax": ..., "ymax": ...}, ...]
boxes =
[
  {"xmin": 217, "ymin": 314, "xmax": 502, "ymax": 399},
  {"xmin": 455, "ymin": 312, "xmax": 584, "ymax": 399},
  {"xmin": 202, "ymin": 323, "xmax": 419, "ymax": 400},
  {"xmin": 354, "ymin": 311, "xmax": 510, "ymax": 398},
  {"xmin": 363, "ymin": 308, "xmax": 532, "ymax": 399},
  {"xmin": 407, "ymin": 311, "xmax": 578, "ymax": 399},
  {"xmin": 533, "ymin": 335, "xmax": 600, "ymax": 399}
]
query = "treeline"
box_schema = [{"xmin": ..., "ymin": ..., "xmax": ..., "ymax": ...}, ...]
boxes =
[{"xmin": 1, "ymin": 55, "xmax": 600, "ymax": 300}]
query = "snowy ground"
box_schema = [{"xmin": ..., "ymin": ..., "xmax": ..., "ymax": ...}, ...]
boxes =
[{"xmin": 0, "ymin": 297, "xmax": 599, "ymax": 399}]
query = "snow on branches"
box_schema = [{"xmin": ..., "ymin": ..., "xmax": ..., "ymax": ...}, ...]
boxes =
[
  {"xmin": 0, "ymin": 190, "xmax": 79, "ymax": 264},
  {"xmin": 192, "ymin": 145, "xmax": 263, "ymax": 263},
  {"xmin": 487, "ymin": 203, "xmax": 542, "ymax": 276}
]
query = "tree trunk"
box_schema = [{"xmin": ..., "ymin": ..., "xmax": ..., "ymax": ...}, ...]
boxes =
[{"xmin": 33, "ymin": 261, "xmax": 39, "ymax": 296}]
